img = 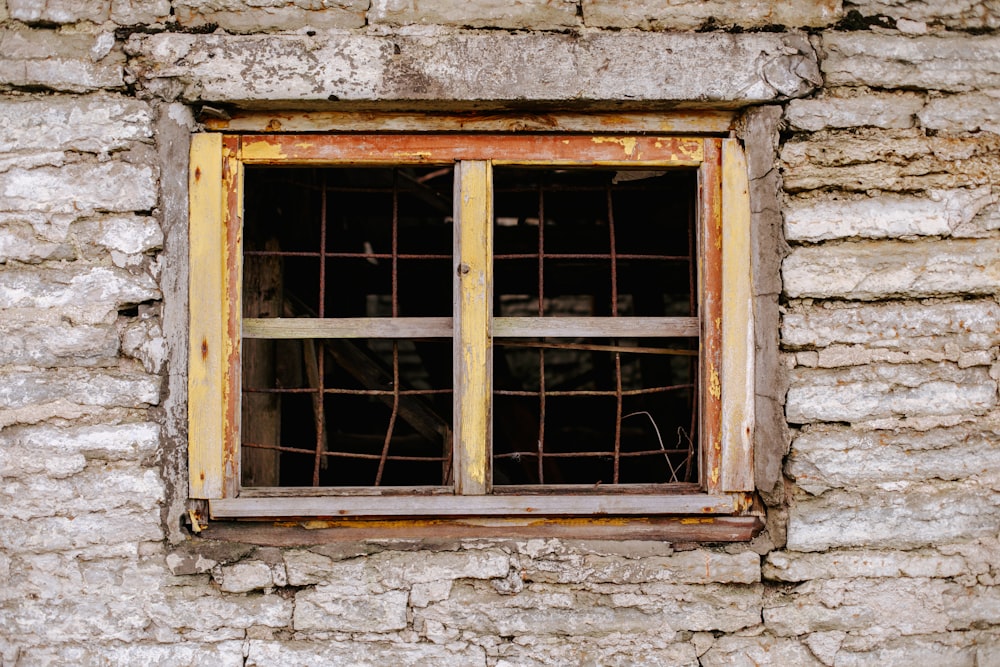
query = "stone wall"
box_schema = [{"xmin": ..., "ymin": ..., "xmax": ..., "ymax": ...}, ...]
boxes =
[{"xmin": 1, "ymin": 1, "xmax": 998, "ymax": 665}]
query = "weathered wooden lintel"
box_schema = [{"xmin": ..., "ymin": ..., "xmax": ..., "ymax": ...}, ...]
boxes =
[{"xmin": 206, "ymin": 110, "xmax": 736, "ymax": 135}]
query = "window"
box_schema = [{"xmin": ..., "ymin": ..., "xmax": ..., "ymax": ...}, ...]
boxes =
[{"xmin": 188, "ymin": 116, "xmax": 756, "ymax": 536}]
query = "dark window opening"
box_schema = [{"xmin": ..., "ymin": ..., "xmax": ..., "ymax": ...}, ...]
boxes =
[
  {"xmin": 241, "ymin": 167, "xmax": 454, "ymax": 488},
  {"xmin": 492, "ymin": 168, "xmax": 699, "ymax": 486},
  {"xmin": 238, "ymin": 165, "xmax": 698, "ymax": 489}
]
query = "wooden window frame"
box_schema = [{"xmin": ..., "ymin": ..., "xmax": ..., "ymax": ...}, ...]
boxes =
[{"xmin": 188, "ymin": 114, "xmax": 756, "ymax": 537}]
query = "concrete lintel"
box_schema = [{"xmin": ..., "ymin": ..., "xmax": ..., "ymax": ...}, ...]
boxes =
[{"xmin": 126, "ymin": 30, "xmax": 821, "ymax": 107}]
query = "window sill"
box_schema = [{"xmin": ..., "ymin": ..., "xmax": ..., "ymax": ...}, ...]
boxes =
[{"xmin": 209, "ymin": 492, "xmax": 751, "ymax": 519}]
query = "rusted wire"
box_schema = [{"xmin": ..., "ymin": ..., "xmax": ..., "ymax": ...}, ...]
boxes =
[
  {"xmin": 606, "ymin": 185, "xmax": 623, "ymax": 484},
  {"xmin": 536, "ymin": 183, "xmax": 546, "ymax": 483},
  {"xmin": 243, "ymin": 441, "xmax": 447, "ymax": 462},
  {"xmin": 495, "ymin": 449, "xmax": 691, "ymax": 460},
  {"xmin": 374, "ymin": 342, "xmax": 401, "ymax": 486},
  {"xmin": 311, "ymin": 173, "xmax": 329, "ymax": 486},
  {"xmin": 495, "ymin": 384, "xmax": 695, "ymax": 398},
  {"xmin": 244, "ymin": 387, "xmax": 451, "ymax": 396}
]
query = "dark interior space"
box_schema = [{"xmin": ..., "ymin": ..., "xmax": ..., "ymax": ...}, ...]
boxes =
[{"xmin": 240, "ymin": 164, "xmax": 698, "ymax": 489}]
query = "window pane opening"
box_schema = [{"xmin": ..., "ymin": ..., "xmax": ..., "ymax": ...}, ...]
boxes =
[
  {"xmin": 493, "ymin": 167, "xmax": 699, "ymax": 486},
  {"xmin": 241, "ymin": 166, "xmax": 455, "ymax": 488}
]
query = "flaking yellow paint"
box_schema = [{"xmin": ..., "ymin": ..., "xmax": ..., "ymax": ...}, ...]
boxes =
[{"xmin": 591, "ymin": 136, "xmax": 638, "ymax": 157}]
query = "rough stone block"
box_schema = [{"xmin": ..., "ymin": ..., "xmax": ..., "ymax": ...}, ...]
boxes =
[
  {"xmin": 765, "ymin": 577, "xmax": 1000, "ymax": 637},
  {"xmin": 371, "ymin": 0, "xmax": 578, "ymax": 30},
  {"xmin": 0, "ymin": 509, "xmax": 163, "ymax": 553},
  {"xmin": 785, "ymin": 91, "xmax": 923, "ymax": 131},
  {"xmin": 4, "ymin": 594, "xmax": 152, "ymax": 645},
  {"xmin": 700, "ymin": 635, "xmax": 821, "ymax": 667},
  {"xmin": 764, "ymin": 548, "xmax": 967, "ymax": 582},
  {"xmin": 111, "ymin": 0, "xmax": 172, "ymax": 24},
  {"xmin": 0, "ymin": 27, "xmax": 124, "ymax": 93},
  {"xmin": 0, "ymin": 94, "xmax": 153, "ymax": 155},
  {"xmin": 119, "ymin": 313, "xmax": 166, "ymax": 373},
  {"xmin": 847, "ymin": 0, "xmax": 1000, "ymax": 29},
  {"xmin": 0, "ymin": 162, "xmax": 158, "ymax": 215},
  {"xmin": 127, "ymin": 31, "xmax": 820, "ymax": 104},
  {"xmin": 0, "ymin": 216, "xmax": 74, "ymax": 264},
  {"xmin": 787, "ymin": 362, "xmax": 995, "ymax": 424},
  {"xmin": 0, "ymin": 265, "xmax": 159, "ymax": 312},
  {"xmin": 823, "ymin": 34, "xmax": 1000, "ymax": 92},
  {"xmin": 293, "ymin": 587, "xmax": 408, "ymax": 632},
  {"xmin": 787, "ymin": 422, "xmax": 1000, "ymax": 494},
  {"xmin": 369, "ymin": 548, "xmax": 509, "ymax": 588},
  {"xmin": 523, "ymin": 549, "xmax": 760, "ymax": 585},
  {"xmin": 216, "ymin": 560, "xmax": 274, "ymax": 593},
  {"xmin": 8, "ymin": 0, "xmax": 110, "ymax": 23},
  {"xmin": 782, "ymin": 299, "xmax": 1000, "ymax": 352},
  {"xmin": 173, "ymin": 0, "xmax": 367, "ymax": 32},
  {"xmin": 409, "ymin": 579, "xmax": 452, "ymax": 608},
  {"xmin": 583, "ymin": 0, "xmax": 840, "ymax": 30},
  {"xmin": 0, "ymin": 368, "xmax": 161, "ymax": 411},
  {"xmin": 782, "ymin": 238, "xmax": 1000, "ymax": 300},
  {"xmin": 495, "ymin": 637, "xmax": 699, "ymax": 667},
  {"xmin": 0, "ymin": 368, "xmax": 160, "ymax": 429},
  {"xmin": 919, "ymin": 92, "xmax": 1000, "ymax": 133},
  {"xmin": 614, "ymin": 583, "xmax": 763, "ymax": 633},
  {"xmin": 785, "ymin": 187, "xmax": 995, "ymax": 242},
  {"xmin": 247, "ymin": 639, "xmax": 487, "ymax": 667},
  {"xmin": 0, "ymin": 315, "xmax": 117, "ymax": 367},
  {"xmin": 419, "ymin": 581, "xmax": 761, "ymax": 635},
  {"xmin": 786, "ymin": 482, "xmax": 1000, "ymax": 551},
  {"xmin": 834, "ymin": 635, "xmax": 979, "ymax": 667},
  {"xmin": 0, "ymin": 423, "xmax": 159, "ymax": 475},
  {"xmin": 418, "ymin": 582, "xmax": 667, "ymax": 636},
  {"xmin": 0, "ymin": 213, "xmax": 163, "ymax": 267},
  {"xmin": 781, "ymin": 129, "xmax": 1000, "ymax": 192},
  {"xmin": 978, "ymin": 640, "xmax": 1000, "ymax": 667},
  {"xmin": 2, "ymin": 464, "xmax": 165, "ymax": 520},
  {"xmin": 16, "ymin": 642, "xmax": 246, "ymax": 667},
  {"xmin": 147, "ymin": 589, "xmax": 292, "ymax": 639}
]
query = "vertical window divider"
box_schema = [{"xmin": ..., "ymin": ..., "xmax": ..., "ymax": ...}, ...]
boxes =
[
  {"xmin": 698, "ymin": 138, "xmax": 724, "ymax": 494},
  {"xmin": 453, "ymin": 160, "xmax": 493, "ymax": 495}
]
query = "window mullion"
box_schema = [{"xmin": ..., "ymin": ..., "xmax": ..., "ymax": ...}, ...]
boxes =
[{"xmin": 453, "ymin": 160, "xmax": 493, "ymax": 495}]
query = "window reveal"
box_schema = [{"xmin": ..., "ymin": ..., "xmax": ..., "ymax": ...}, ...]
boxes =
[{"xmin": 188, "ymin": 129, "xmax": 754, "ymax": 522}]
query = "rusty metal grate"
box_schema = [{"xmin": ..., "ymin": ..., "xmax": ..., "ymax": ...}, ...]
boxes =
[
  {"xmin": 238, "ymin": 164, "xmax": 699, "ymax": 489},
  {"xmin": 240, "ymin": 167, "xmax": 454, "ymax": 487},
  {"xmin": 492, "ymin": 168, "xmax": 699, "ymax": 486}
]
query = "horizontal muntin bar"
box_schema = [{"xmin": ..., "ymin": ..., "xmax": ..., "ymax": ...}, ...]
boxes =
[
  {"xmin": 244, "ymin": 317, "xmax": 449, "ymax": 338},
  {"xmin": 244, "ymin": 250, "xmax": 450, "ymax": 259},
  {"xmin": 495, "ymin": 317, "xmax": 699, "ymax": 338},
  {"xmin": 243, "ymin": 316, "xmax": 700, "ymax": 339},
  {"xmin": 210, "ymin": 492, "xmax": 739, "ymax": 518}
]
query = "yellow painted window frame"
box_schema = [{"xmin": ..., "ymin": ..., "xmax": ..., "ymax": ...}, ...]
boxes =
[{"xmin": 188, "ymin": 123, "xmax": 754, "ymax": 526}]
